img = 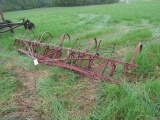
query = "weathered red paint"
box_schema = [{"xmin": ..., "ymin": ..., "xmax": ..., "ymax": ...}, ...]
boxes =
[{"xmin": 14, "ymin": 31, "xmax": 142, "ymax": 84}]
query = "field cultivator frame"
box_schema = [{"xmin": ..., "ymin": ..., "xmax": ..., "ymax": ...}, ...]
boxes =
[
  {"xmin": 0, "ymin": 10, "xmax": 35, "ymax": 33},
  {"xmin": 14, "ymin": 31, "xmax": 142, "ymax": 84}
]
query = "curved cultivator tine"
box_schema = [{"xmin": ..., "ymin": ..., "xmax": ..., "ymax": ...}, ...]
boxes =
[
  {"xmin": 59, "ymin": 34, "xmax": 70, "ymax": 47},
  {"xmin": 85, "ymin": 38, "xmax": 98, "ymax": 53},
  {"xmin": 39, "ymin": 32, "xmax": 53, "ymax": 44}
]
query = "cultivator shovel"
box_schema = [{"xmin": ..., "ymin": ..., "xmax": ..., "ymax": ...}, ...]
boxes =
[{"xmin": 14, "ymin": 31, "xmax": 142, "ymax": 84}]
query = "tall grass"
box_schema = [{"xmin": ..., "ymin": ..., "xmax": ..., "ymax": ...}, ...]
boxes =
[
  {"xmin": 37, "ymin": 67, "xmax": 81, "ymax": 119},
  {"xmin": 0, "ymin": 66, "xmax": 19, "ymax": 117},
  {"xmin": 87, "ymin": 80, "xmax": 160, "ymax": 120},
  {"xmin": 125, "ymin": 42, "xmax": 160, "ymax": 77}
]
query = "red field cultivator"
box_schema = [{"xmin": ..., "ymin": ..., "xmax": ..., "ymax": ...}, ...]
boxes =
[{"xmin": 14, "ymin": 31, "xmax": 142, "ymax": 84}]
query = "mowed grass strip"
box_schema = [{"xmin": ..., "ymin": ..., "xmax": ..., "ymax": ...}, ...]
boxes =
[{"xmin": 107, "ymin": 28, "xmax": 152, "ymax": 45}]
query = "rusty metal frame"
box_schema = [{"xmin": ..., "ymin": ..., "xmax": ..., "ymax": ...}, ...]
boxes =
[
  {"xmin": 0, "ymin": 9, "xmax": 35, "ymax": 33},
  {"xmin": 14, "ymin": 31, "xmax": 142, "ymax": 84}
]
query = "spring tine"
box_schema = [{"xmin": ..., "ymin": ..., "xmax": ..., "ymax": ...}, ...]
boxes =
[
  {"xmin": 95, "ymin": 40, "xmax": 101, "ymax": 55},
  {"xmin": 102, "ymin": 43, "xmax": 116, "ymax": 76},
  {"xmin": 59, "ymin": 34, "xmax": 70, "ymax": 47},
  {"xmin": 110, "ymin": 62, "xmax": 116, "ymax": 76},
  {"xmin": 85, "ymin": 38, "xmax": 97, "ymax": 53}
]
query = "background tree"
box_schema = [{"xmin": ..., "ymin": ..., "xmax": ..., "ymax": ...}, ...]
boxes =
[{"xmin": 0, "ymin": 0, "xmax": 120, "ymax": 12}]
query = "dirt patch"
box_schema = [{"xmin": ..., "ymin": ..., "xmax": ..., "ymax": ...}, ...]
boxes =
[
  {"xmin": 115, "ymin": 47, "xmax": 130, "ymax": 59},
  {"xmin": 2, "ymin": 67, "xmax": 48, "ymax": 119}
]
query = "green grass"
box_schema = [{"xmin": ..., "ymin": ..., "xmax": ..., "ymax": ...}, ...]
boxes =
[
  {"xmin": 87, "ymin": 80, "xmax": 160, "ymax": 120},
  {"xmin": 0, "ymin": 0, "xmax": 160, "ymax": 119},
  {"xmin": 126, "ymin": 42, "xmax": 160, "ymax": 77},
  {"xmin": 107, "ymin": 28, "xmax": 152, "ymax": 45},
  {"xmin": 0, "ymin": 61, "xmax": 20, "ymax": 117},
  {"xmin": 37, "ymin": 67, "xmax": 81, "ymax": 119},
  {"xmin": 106, "ymin": 1, "xmax": 160, "ymax": 25}
]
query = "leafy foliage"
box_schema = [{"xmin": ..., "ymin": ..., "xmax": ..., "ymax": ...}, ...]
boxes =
[{"xmin": 0, "ymin": 0, "xmax": 119, "ymax": 11}]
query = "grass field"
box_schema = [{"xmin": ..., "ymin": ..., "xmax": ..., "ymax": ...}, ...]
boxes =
[{"xmin": 0, "ymin": 0, "xmax": 160, "ymax": 119}]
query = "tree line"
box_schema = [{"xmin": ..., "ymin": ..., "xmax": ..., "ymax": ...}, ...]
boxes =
[{"xmin": 0, "ymin": 0, "xmax": 119, "ymax": 11}]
